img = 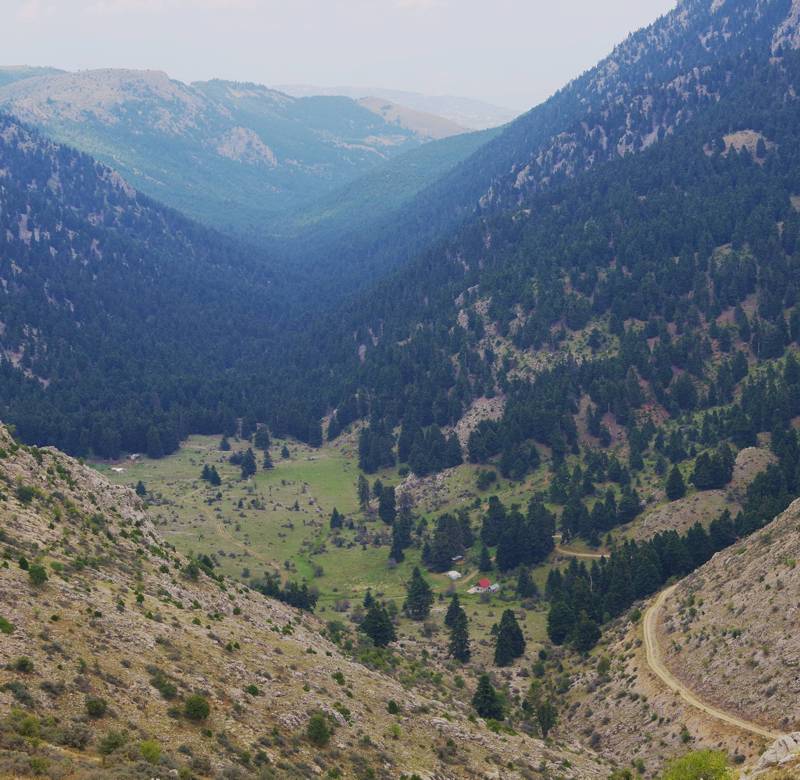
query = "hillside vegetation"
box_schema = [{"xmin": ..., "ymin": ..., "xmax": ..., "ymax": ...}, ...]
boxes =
[{"xmin": 0, "ymin": 422, "xmax": 608, "ymax": 779}]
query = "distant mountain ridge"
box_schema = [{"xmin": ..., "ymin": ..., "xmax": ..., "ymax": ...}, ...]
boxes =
[
  {"xmin": 0, "ymin": 67, "xmax": 467, "ymax": 237},
  {"xmin": 277, "ymin": 83, "xmax": 519, "ymax": 129}
]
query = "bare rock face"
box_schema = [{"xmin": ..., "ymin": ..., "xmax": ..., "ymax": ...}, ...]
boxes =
[{"xmin": 750, "ymin": 733, "xmax": 800, "ymax": 776}]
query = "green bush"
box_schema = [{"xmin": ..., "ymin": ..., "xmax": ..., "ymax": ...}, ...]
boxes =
[
  {"xmin": 184, "ymin": 694, "xmax": 210, "ymax": 721},
  {"xmin": 15, "ymin": 485, "xmax": 36, "ymax": 504},
  {"xmin": 306, "ymin": 712, "xmax": 331, "ymax": 747},
  {"xmin": 140, "ymin": 739, "xmax": 161, "ymax": 764},
  {"xmin": 98, "ymin": 730, "xmax": 128, "ymax": 756},
  {"xmin": 12, "ymin": 657, "xmax": 34, "ymax": 673},
  {"xmin": 28, "ymin": 564, "xmax": 48, "ymax": 587},
  {"xmin": 661, "ymin": 750, "xmax": 732, "ymax": 780},
  {"xmin": 85, "ymin": 697, "xmax": 107, "ymax": 718},
  {"xmin": 0, "ymin": 616, "xmax": 14, "ymax": 635},
  {"xmin": 387, "ymin": 699, "xmax": 400, "ymax": 715}
]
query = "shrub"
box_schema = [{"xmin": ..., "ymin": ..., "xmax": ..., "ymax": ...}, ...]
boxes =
[
  {"xmin": 0, "ymin": 616, "xmax": 14, "ymax": 635},
  {"xmin": 306, "ymin": 712, "xmax": 331, "ymax": 747},
  {"xmin": 28, "ymin": 564, "xmax": 48, "ymax": 587},
  {"xmin": 184, "ymin": 694, "xmax": 210, "ymax": 721},
  {"xmin": 387, "ymin": 700, "xmax": 400, "ymax": 715},
  {"xmin": 140, "ymin": 739, "xmax": 162, "ymax": 764},
  {"xmin": 85, "ymin": 697, "xmax": 107, "ymax": 718},
  {"xmin": 661, "ymin": 750, "xmax": 732, "ymax": 780},
  {"xmin": 98, "ymin": 730, "xmax": 128, "ymax": 756},
  {"xmin": 15, "ymin": 485, "xmax": 36, "ymax": 504},
  {"xmin": 12, "ymin": 657, "xmax": 34, "ymax": 673}
]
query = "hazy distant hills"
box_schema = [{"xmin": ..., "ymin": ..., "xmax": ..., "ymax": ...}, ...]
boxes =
[
  {"xmin": 0, "ymin": 68, "xmax": 472, "ymax": 237},
  {"xmin": 277, "ymin": 83, "xmax": 518, "ymax": 129}
]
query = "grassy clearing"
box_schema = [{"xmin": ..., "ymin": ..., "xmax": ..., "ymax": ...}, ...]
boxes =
[
  {"xmin": 94, "ymin": 426, "xmax": 771, "ymax": 664},
  {"xmin": 93, "ymin": 433, "xmax": 558, "ymax": 656}
]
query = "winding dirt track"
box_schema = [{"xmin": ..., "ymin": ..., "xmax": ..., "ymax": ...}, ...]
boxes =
[{"xmin": 643, "ymin": 584, "xmax": 781, "ymax": 741}]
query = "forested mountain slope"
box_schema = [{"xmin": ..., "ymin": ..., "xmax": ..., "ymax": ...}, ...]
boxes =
[
  {"xmin": 272, "ymin": 0, "xmax": 800, "ymax": 311},
  {"xmin": 289, "ymin": 0, "xmax": 800, "ymax": 467},
  {"xmin": 0, "ymin": 422, "xmax": 608, "ymax": 779},
  {"xmin": 0, "ymin": 112, "xmax": 295, "ymax": 459},
  {"xmin": 0, "ymin": 69, "xmax": 463, "ymax": 237}
]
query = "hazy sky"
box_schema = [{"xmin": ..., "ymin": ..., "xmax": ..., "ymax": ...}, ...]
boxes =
[{"xmin": 8, "ymin": 0, "xmax": 677, "ymax": 109}]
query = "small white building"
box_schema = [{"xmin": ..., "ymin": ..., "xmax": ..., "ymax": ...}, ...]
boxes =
[{"xmin": 445, "ymin": 570, "xmax": 462, "ymax": 581}]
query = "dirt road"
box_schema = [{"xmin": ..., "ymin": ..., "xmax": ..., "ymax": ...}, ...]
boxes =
[{"xmin": 643, "ymin": 584, "xmax": 781, "ymax": 741}]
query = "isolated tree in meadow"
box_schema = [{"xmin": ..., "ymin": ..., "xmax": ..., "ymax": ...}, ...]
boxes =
[
  {"xmin": 357, "ymin": 475, "xmax": 370, "ymax": 511},
  {"xmin": 403, "ymin": 567, "xmax": 434, "ymax": 620},
  {"xmin": 666, "ymin": 465, "xmax": 686, "ymax": 501},
  {"xmin": 262, "ymin": 450, "xmax": 274, "ymax": 470},
  {"xmin": 447, "ymin": 603, "xmax": 470, "ymax": 662},
  {"xmin": 472, "ymin": 674, "xmax": 503, "ymax": 720},
  {"xmin": 135, "ymin": 481, "xmax": 147, "ymax": 497},
  {"xmin": 444, "ymin": 593, "xmax": 463, "ymax": 629},
  {"xmin": 378, "ymin": 485, "xmax": 396, "ymax": 524},
  {"xmin": 329, "ymin": 508, "xmax": 343, "ymax": 529},
  {"xmin": 281, "ymin": 444, "xmax": 290, "ymax": 459},
  {"xmin": 360, "ymin": 602, "xmax": 396, "ymax": 647},
  {"xmin": 494, "ymin": 609, "xmax": 525, "ymax": 666},
  {"xmin": 240, "ymin": 448, "xmax": 257, "ymax": 479}
]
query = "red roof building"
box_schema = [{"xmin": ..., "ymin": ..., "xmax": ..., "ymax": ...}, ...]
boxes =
[{"xmin": 477, "ymin": 578, "xmax": 491, "ymax": 589}]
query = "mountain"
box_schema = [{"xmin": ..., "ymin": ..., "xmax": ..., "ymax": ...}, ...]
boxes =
[
  {"xmin": 0, "ymin": 422, "xmax": 609, "ymax": 779},
  {"xmin": 0, "ymin": 111, "xmax": 298, "ymax": 459},
  {"xmin": 288, "ymin": 0, "xmax": 800, "ymax": 440},
  {"xmin": 0, "ymin": 66, "xmax": 64, "ymax": 88},
  {"xmin": 277, "ymin": 84, "xmax": 519, "ymax": 130},
  {"xmin": 356, "ymin": 96, "xmax": 467, "ymax": 139},
  {"xmin": 0, "ymin": 68, "xmax": 465, "ymax": 237}
]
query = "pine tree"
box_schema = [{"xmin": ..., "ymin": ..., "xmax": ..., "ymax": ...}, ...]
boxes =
[
  {"xmin": 254, "ymin": 426, "xmax": 271, "ymax": 451},
  {"xmin": 281, "ymin": 444, "xmax": 290, "ymax": 459},
  {"xmin": 146, "ymin": 426, "xmax": 163, "ymax": 460},
  {"xmin": 472, "ymin": 674, "xmax": 503, "ymax": 720},
  {"xmin": 665, "ymin": 466, "xmax": 686, "ymax": 501},
  {"xmin": 357, "ymin": 475, "xmax": 370, "ymax": 511},
  {"xmin": 240, "ymin": 448, "xmax": 257, "ymax": 479},
  {"xmin": 444, "ymin": 593, "xmax": 462, "ymax": 628},
  {"xmin": 359, "ymin": 602, "xmax": 396, "ymax": 647},
  {"xmin": 479, "ymin": 544, "xmax": 493, "ymax": 572},
  {"xmin": 571, "ymin": 611, "xmax": 601, "ymax": 653},
  {"xmin": 448, "ymin": 609, "xmax": 470, "ymax": 662},
  {"xmin": 494, "ymin": 609, "xmax": 526, "ymax": 666},
  {"xmin": 516, "ymin": 567, "xmax": 538, "ymax": 599},
  {"xmin": 262, "ymin": 450, "xmax": 274, "ymax": 470},
  {"xmin": 135, "ymin": 480, "xmax": 147, "ymax": 497},
  {"xmin": 536, "ymin": 700, "xmax": 558, "ymax": 738},
  {"xmin": 403, "ymin": 567, "xmax": 434, "ymax": 620},
  {"xmin": 378, "ymin": 485, "xmax": 396, "ymax": 524},
  {"xmin": 330, "ymin": 508, "xmax": 343, "ymax": 529}
]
